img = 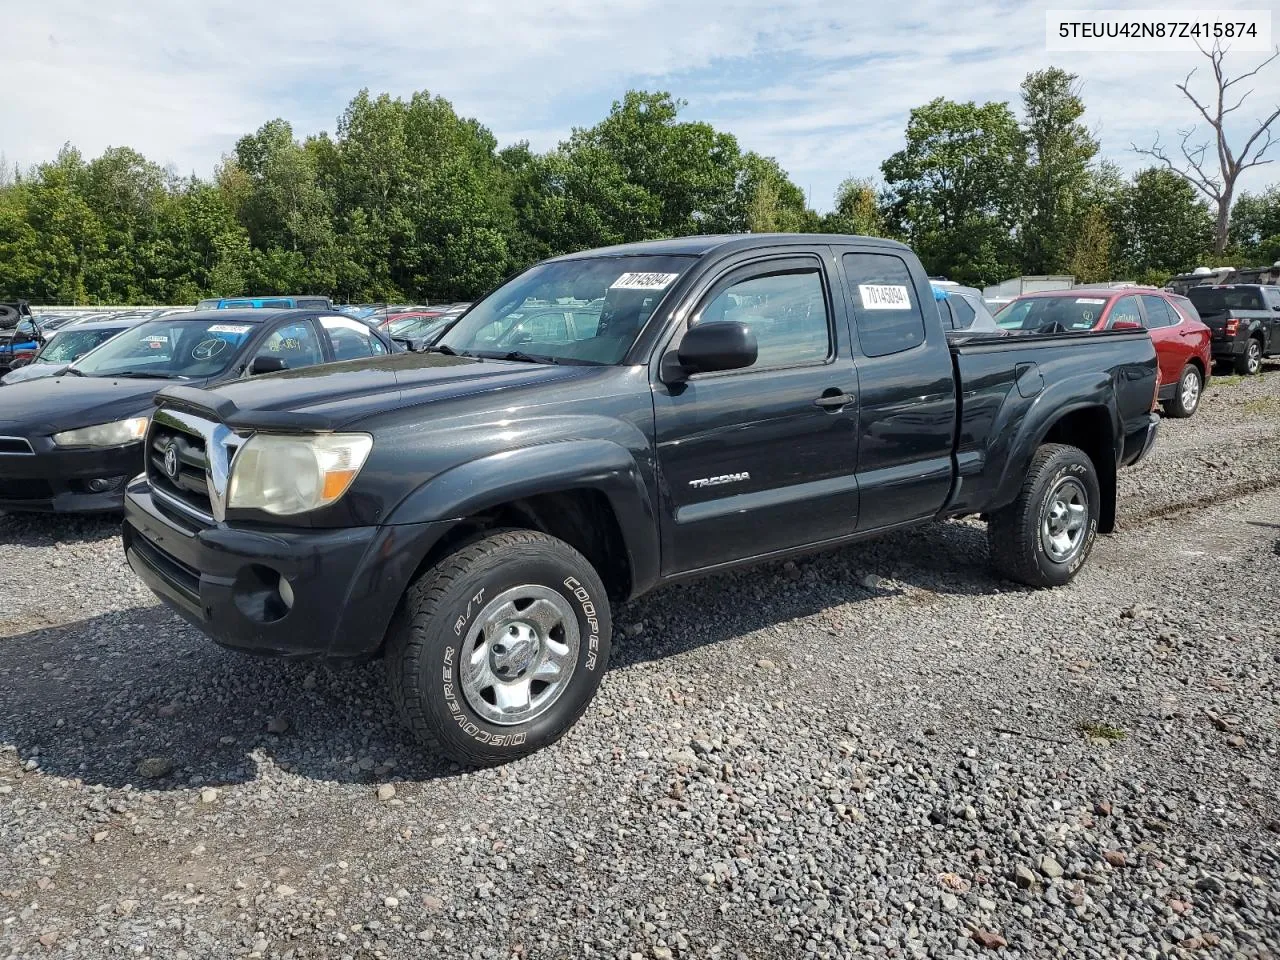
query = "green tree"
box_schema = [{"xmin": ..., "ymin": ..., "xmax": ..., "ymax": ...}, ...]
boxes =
[
  {"xmin": 736, "ymin": 153, "xmax": 817, "ymax": 233},
  {"xmin": 821, "ymin": 177, "xmax": 887, "ymax": 236},
  {"xmin": 1018, "ymin": 68, "xmax": 1099, "ymax": 274},
  {"xmin": 1113, "ymin": 168, "xmax": 1213, "ymax": 281},
  {"xmin": 1228, "ymin": 186, "xmax": 1280, "ymax": 264},
  {"xmin": 882, "ymin": 97, "xmax": 1025, "ymax": 285}
]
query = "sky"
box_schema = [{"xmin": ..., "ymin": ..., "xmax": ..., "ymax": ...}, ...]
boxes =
[{"xmin": 3, "ymin": 0, "xmax": 1279, "ymax": 212}]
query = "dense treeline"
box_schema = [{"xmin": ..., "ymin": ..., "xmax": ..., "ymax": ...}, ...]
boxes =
[{"xmin": 1, "ymin": 71, "xmax": 1277, "ymax": 304}]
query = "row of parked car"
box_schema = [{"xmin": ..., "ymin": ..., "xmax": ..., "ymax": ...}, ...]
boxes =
[{"xmin": 0, "ymin": 298, "xmax": 471, "ymax": 513}]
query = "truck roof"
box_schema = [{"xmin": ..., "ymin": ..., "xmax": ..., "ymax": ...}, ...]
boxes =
[{"xmin": 547, "ymin": 233, "xmax": 912, "ymax": 262}]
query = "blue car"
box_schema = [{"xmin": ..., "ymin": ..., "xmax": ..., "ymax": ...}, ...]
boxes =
[{"xmin": 195, "ymin": 296, "xmax": 334, "ymax": 311}]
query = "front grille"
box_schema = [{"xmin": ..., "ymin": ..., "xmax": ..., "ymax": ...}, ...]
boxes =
[
  {"xmin": 0, "ymin": 477, "xmax": 52, "ymax": 500},
  {"xmin": 147, "ymin": 421, "xmax": 215, "ymax": 520},
  {"xmin": 0, "ymin": 436, "xmax": 33, "ymax": 455}
]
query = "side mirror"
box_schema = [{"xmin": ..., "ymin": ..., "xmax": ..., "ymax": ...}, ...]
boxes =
[
  {"xmin": 1111, "ymin": 320, "xmax": 1143, "ymax": 331},
  {"xmin": 392, "ymin": 336, "xmax": 428, "ymax": 353},
  {"xmin": 674, "ymin": 321, "xmax": 758, "ymax": 377},
  {"xmin": 249, "ymin": 355, "xmax": 288, "ymax": 376}
]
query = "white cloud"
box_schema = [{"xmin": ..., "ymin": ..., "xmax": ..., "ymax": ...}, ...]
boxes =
[{"xmin": 3, "ymin": 0, "xmax": 1277, "ymax": 210}]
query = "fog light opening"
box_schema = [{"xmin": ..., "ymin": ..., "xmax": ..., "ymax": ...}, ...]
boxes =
[
  {"xmin": 278, "ymin": 575, "xmax": 295, "ymax": 611},
  {"xmin": 87, "ymin": 477, "xmax": 112, "ymax": 493}
]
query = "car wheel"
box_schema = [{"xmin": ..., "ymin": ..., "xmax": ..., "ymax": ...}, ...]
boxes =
[
  {"xmin": 385, "ymin": 529, "xmax": 612, "ymax": 766},
  {"xmin": 1234, "ymin": 337, "xmax": 1263, "ymax": 375},
  {"xmin": 1164, "ymin": 364, "xmax": 1202, "ymax": 418},
  {"xmin": 987, "ymin": 443, "xmax": 1100, "ymax": 588}
]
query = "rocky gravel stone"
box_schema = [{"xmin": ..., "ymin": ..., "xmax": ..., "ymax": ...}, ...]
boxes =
[{"xmin": 1, "ymin": 368, "xmax": 1279, "ymax": 958}]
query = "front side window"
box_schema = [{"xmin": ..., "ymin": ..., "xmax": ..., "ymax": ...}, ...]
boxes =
[
  {"xmin": 253, "ymin": 320, "xmax": 325, "ymax": 370},
  {"xmin": 843, "ymin": 253, "xmax": 925, "ymax": 356},
  {"xmin": 1107, "ymin": 296, "xmax": 1143, "ymax": 328},
  {"xmin": 440, "ymin": 255, "xmax": 695, "ymax": 365},
  {"xmin": 694, "ymin": 269, "xmax": 831, "ymax": 369},
  {"xmin": 320, "ymin": 315, "xmax": 388, "ymax": 360}
]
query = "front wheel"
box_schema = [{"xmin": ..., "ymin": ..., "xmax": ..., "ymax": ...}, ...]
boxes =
[
  {"xmin": 385, "ymin": 529, "xmax": 612, "ymax": 766},
  {"xmin": 1234, "ymin": 338, "xmax": 1262, "ymax": 375},
  {"xmin": 1163, "ymin": 364, "xmax": 1202, "ymax": 418},
  {"xmin": 987, "ymin": 443, "xmax": 1100, "ymax": 588}
]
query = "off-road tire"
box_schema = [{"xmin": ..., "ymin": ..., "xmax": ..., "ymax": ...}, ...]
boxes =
[
  {"xmin": 385, "ymin": 529, "xmax": 612, "ymax": 766},
  {"xmin": 987, "ymin": 443, "xmax": 1100, "ymax": 588}
]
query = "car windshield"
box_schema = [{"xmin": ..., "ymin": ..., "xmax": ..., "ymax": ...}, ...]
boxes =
[
  {"xmin": 1187, "ymin": 286, "xmax": 1265, "ymax": 313},
  {"xmin": 995, "ymin": 296, "xmax": 1109, "ymax": 332},
  {"xmin": 73, "ymin": 318, "xmax": 259, "ymax": 379},
  {"xmin": 439, "ymin": 255, "xmax": 694, "ymax": 364},
  {"xmin": 37, "ymin": 328, "xmax": 124, "ymax": 364}
]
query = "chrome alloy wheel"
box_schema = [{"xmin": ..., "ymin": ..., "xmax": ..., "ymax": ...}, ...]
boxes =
[
  {"xmin": 1181, "ymin": 368, "xmax": 1201, "ymax": 411},
  {"xmin": 459, "ymin": 585, "xmax": 580, "ymax": 725},
  {"xmin": 1040, "ymin": 477, "xmax": 1089, "ymax": 563}
]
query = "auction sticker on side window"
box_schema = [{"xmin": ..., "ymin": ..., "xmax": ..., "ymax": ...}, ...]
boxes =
[
  {"xmin": 208, "ymin": 324, "xmax": 253, "ymax": 334},
  {"xmin": 610, "ymin": 272, "xmax": 680, "ymax": 290},
  {"xmin": 858, "ymin": 284, "xmax": 912, "ymax": 310},
  {"xmin": 1075, "ymin": 298, "xmax": 1107, "ymax": 304}
]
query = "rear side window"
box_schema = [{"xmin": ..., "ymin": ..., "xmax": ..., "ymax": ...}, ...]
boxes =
[
  {"xmin": 949, "ymin": 295, "xmax": 977, "ymax": 329},
  {"xmin": 1140, "ymin": 296, "xmax": 1176, "ymax": 328},
  {"xmin": 843, "ymin": 253, "xmax": 926, "ymax": 357}
]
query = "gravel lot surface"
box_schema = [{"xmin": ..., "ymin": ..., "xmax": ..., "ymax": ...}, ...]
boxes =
[{"xmin": 2, "ymin": 369, "xmax": 1279, "ymax": 959}]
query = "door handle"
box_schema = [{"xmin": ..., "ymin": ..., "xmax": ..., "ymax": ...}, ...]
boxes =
[{"xmin": 814, "ymin": 391, "xmax": 855, "ymax": 409}]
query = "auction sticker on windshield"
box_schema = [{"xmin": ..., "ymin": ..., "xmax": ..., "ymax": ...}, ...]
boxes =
[
  {"xmin": 610, "ymin": 273, "xmax": 680, "ymax": 290},
  {"xmin": 1075, "ymin": 298, "xmax": 1107, "ymax": 304},
  {"xmin": 858, "ymin": 284, "xmax": 912, "ymax": 310},
  {"xmin": 209, "ymin": 324, "xmax": 253, "ymax": 334}
]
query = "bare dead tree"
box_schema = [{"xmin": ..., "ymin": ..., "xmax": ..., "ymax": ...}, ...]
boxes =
[{"xmin": 1133, "ymin": 42, "xmax": 1280, "ymax": 255}]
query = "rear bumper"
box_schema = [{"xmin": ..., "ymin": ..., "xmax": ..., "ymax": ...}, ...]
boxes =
[
  {"xmin": 0, "ymin": 440, "xmax": 140, "ymax": 512},
  {"xmin": 1210, "ymin": 338, "xmax": 1245, "ymax": 359},
  {"xmin": 122, "ymin": 477, "xmax": 452, "ymax": 660}
]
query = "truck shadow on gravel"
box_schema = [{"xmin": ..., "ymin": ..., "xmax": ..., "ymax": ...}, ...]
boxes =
[{"xmin": 0, "ymin": 520, "xmax": 1011, "ymax": 792}]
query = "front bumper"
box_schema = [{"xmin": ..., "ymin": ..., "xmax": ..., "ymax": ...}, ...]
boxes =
[
  {"xmin": 122, "ymin": 477, "xmax": 452, "ymax": 660},
  {"xmin": 0, "ymin": 438, "xmax": 140, "ymax": 512},
  {"xmin": 1124, "ymin": 412, "xmax": 1160, "ymax": 467}
]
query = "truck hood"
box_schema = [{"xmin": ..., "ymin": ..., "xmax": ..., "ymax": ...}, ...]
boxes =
[
  {"xmin": 157, "ymin": 352, "xmax": 594, "ymax": 431},
  {"xmin": 0, "ymin": 373, "xmax": 186, "ymax": 436}
]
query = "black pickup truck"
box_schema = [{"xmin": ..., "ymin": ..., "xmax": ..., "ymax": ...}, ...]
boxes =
[{"xmin": 121, "ymin": 235, "xmax": 1159, "ymax": 765}]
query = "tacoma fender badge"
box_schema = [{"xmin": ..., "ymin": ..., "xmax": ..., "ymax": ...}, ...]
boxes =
[{"xmin": 689, "ymin": 472, "xmax": 750, "ymax": 489}]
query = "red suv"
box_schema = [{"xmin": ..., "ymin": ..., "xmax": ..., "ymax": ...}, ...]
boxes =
[{"xmin": 995, "ymin": 289, "xmax": 1212, "ymax": 418}]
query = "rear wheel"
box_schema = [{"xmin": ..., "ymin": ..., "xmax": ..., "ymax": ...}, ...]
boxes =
[
  {"xmin": 385, "ymin": 529, "xmax": 612, "ymax": 766},
  {"xmin": 1163, "ymin": 364, "xmax": 1202, "ymax": 418},
  {"xmin": 1235, "ymin": 337, "xmax": 1263, "ymax": 375},
  {"xmin": 988, "ymin": 443, "xmax": 1099, "ymax": 588}
]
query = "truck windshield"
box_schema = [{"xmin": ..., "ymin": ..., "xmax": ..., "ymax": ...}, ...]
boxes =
[
  {"xmin": 73, "ymin": 318, "xmax": 259, "ymax": 379},
  {"xmin": 995, "ymin": 296, "xmax": 1108, "ymax": 332},
  {"xmin": 439, "ymin": 255, "xmax": 695, "ymax": 364}
]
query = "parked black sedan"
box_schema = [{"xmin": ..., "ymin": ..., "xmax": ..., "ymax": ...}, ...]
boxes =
[{"xmin": 0, "ymin": 309, "xmax": 396, "ymax": 513}]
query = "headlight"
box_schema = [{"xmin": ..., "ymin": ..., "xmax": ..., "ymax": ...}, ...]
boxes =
[
  {"xmin": 227, "ymin": 433, "xmax": 373, "ymax": 515},
  {"xmin": 52, "ymin": 416, "xmax": 149, "ymax": 447}
]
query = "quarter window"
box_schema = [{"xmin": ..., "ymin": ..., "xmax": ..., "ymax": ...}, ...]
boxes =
[
  {"xmin": 694, "ymin": 269, "xmax": 831, "ymax": 369},
  {"xmin": 843, "ymin": 253, "xmax": 926, "ymax": 356}
]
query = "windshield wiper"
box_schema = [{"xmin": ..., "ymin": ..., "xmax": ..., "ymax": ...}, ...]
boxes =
[
  {"xmin": 98, "ymin": 371, "xmax": 187, "ymax": 380},
  {"xmin": 426, "ymin": 344, "xmax": 457, "ymax": 356},
  {"xmin": 61, "ymin": 367, "xmax": 85, "ymax": 377},
  {"xmin": 474, "ymin": 350, "xmax": 562, "ymax": 365}
]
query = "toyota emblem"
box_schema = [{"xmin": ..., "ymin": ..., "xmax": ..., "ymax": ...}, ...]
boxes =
[{"xmin": 163, "ymin": 442, "xmax": 181, "ymax": 481}]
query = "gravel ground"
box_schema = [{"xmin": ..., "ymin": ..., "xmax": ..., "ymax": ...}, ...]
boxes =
[{"xmin": 1, "ymin": 370, "xmax": 1279, "ymax": 960}]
